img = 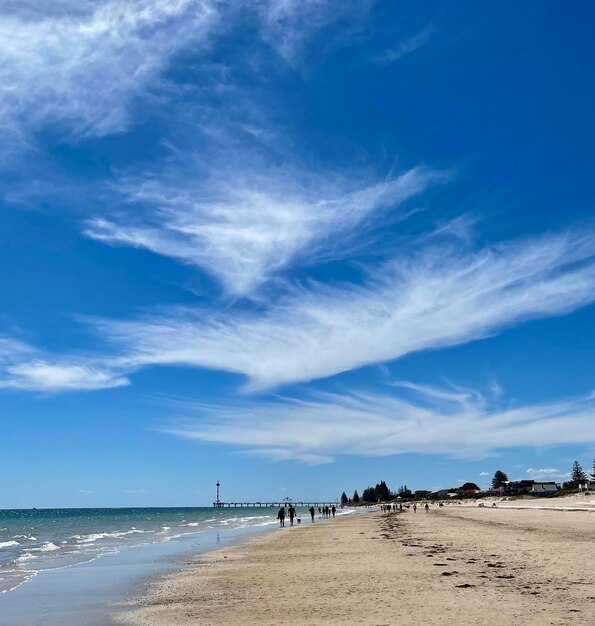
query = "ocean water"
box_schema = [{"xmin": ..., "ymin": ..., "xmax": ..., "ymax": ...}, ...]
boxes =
[{"xmin": 0, "ymin": 506, "xmax": 284, "ymax": 596}]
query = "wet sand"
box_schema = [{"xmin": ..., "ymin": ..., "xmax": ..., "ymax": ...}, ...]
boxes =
[{"xmin": 115, "ymin": 507, "xmax": 595, "ymax": 625}]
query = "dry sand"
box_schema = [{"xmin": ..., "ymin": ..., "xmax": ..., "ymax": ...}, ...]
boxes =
[{"xmin": 115, "ymin": 506, "xmax": 595, "ymax": 625}]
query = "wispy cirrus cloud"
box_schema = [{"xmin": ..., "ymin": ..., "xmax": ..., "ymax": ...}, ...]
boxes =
[
  {"xmin": 0, "ymin": 336, "xmax": 35, "ymax": 363},
  {"xmin": 85, "ymin": 165, "xmax": 441, "ymax": 295},
  {"xmin": 0, "ymin": 0, "xmax": 220, "ymax": 139},
  {"xmin": 0, "ymin": 336, "xmax": 128, "ymax": 391},
  {"xmin": 90, "ymin": 227, "xmax": 595, "ymax": 390},
  {"xmin": 162, "ymin": 383, "xmax": 595, "ymax": 464},
  {"xmin": 0, "ymin": 360, "xmax": 129, "ymax": 392},
  {"xmin": 4, "ymin": 227, "xmax": 595, "ymax": 393},
  {"xmin": 0, "ymin": 0, "xmax": 377, "ymax": 143},
  {"xmin": 258, "ymin": 0, "xmax": 375, "ymax": 65},
  {"xmin": 373, "ymin": 25, "xmax": 435, "ymax": 64}
]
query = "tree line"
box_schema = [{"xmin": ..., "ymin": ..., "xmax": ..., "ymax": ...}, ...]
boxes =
[{"xmin": 339, "ymin": 458, "xmax": 594, "ymax": 505}]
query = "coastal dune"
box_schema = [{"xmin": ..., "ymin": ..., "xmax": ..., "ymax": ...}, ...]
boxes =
[{"xmin": 115, "ymin": 507, "xmax": 595, "ymax": 625}]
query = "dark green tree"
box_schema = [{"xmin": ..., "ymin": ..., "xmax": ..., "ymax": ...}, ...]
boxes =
[
  {"xmin": 374, "ymin": 480, "xmax": 391, "ymax": 501},
  {"xmin": 397, "ymin": 485, "xmax": 412, "ymax": 498},
  {"xmin": 460, "ymin": 482, "xmax": 480, "ymax": 491},
  {"xmin": 571, "ymin": 460, "xmax": 587, "ymax": 484},
  {"xmin": 361, "ymin": 487, "xmax": 376, "ymax": 502},
  {"xmin": 591, "ymin": 458, "xmax": 595, "ymax": 481},
  {"xmin": 491, "ymin": 470, "xmax": 508, "ymax": 488},
  {"xmin": 352, "ymin": 490, "xmax": 360, "ymax": 504},
  {"xmin": 340, "ymin": 491, "xmax": 348, "ymax": 505}
]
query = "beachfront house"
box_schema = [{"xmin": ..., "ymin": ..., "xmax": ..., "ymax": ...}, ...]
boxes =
[
  {"xmin": 427, "ymin": 488, "xmax": 454, "ymax": 500},
  {"xmin": 502, "ymin": 480, "xmax": 560, "ymax": 496},
  {"xmin": 530, "ymin": 482, "xmax": 560, "ymax": 495}
]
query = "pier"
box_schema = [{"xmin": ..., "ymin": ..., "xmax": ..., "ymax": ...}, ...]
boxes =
[
  {"xmin": 212, "ymin": 481, "xmax": 339, "ymax": 508},
  {"xmin": 212, "ymin": 501, "xmax": 340, "ymax": 508}
]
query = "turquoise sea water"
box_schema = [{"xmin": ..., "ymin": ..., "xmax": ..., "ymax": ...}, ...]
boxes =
[
  {"xmin": 0, "ymin": 506, "xmax": 287, "ymax": 596},
  {"xmin": 1, "ymin": 506, "xmax": 345, "ymax": 625}
]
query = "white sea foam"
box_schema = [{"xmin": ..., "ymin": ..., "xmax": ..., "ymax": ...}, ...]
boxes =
[
  {"xmin": 74, "ymin": 529, "xmax": 146, "ymax": 544},
  {"xmin": 0, "ymin": 541, "xmax": 19, "ymax": 548},
  {"xmin": 32, "ymin": 542, "xmax": 60, "ymax": 552},
  {"xmin": 11, "ymin": 534, "xmax": 36, "ymax": 541}
]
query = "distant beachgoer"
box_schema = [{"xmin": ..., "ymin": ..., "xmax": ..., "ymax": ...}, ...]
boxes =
[
  {"xmin": 424, "ymin": 503, "xmax": 429, "ymax": 513},
  {"xmin": 399, "ymin": 503, "xmax": 403, "ymax": 512},
  {"xmin": 413, "ymin": 503, "xmax": 417, "ymax": 513},
  {"xmin": 309, "ymin": 506, "xmax": 315, "ymax": 522},
  {"xmin": 331, "ymin": 505, "xmax": 336, "ymax": 518},
  {"xmin": 288, "ymin": 505, "xmax": 296, "ymax": 526},
  {"xmin": 277, "ymin": 507, "xmax": 286, "ymax": 528}
]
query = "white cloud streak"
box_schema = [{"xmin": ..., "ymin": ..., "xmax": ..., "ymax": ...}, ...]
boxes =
[
  {"xmin": 0, "ymin": 0, "xmax": 220, "ymax": 138},
  {"xmin": 162, "ymin": 383, "xmax": 595, "ymax": 464},
  {"xmin": 93, "ymin": 228, "xmax": 595, "ymax": 390},
  {"xmin": 85, "ymin": 166, "xmax": 440, "ymax": 295},
  {"xmin": 0, "ymin": 336, "xmax": 35, "ymax": 363},
  {"xmin": 525, "ymin": 468, "xmax": 570, "ymax": 481},
  {"xmin": 258, "ymin": 0, "xmax": 374, "ymax": 65},
  {"xmin": 0, "ymin": 0, "xmax": 376, "ymax": 141},
  {"xmin": 373, "ymin": 25, "xmax": 435, "ymax": 64},
  {"xmin": 0, "ymin": 360, "xmax": 129, "ymax": 392}
]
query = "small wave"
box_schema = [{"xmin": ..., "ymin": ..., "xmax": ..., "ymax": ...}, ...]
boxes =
[
  {"xmin": 73, "ymin": 529, "xmax": 147, "ymax": 544},
  {"xmin": 16, "ymin": 552, "xmax": 37, "ymax": 562},
  {"xmin": 11, "ymin": 535, "xmax": 36, "ymax": 541},
  {"xmin": 0, "ymin": 541, "xmax": 19, "ymax": 548},
  {"xmin": 32, "ymin": 542, "xmax": 60, "ymax": 552},
  {"xmin": 185, "ymin": 522, "xmax": 200, "ymax": 527}
]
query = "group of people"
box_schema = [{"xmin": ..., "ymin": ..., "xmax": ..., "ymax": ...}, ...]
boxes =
[
  {"xmin": 380, "ymin": 502, "xmax": 430, "ymax": 513},
  {"xmin": 318, "ymin": 505, "xmax": 336, "ymax": 519},
  {"xmin": 277, "ymin": 504, "xmax": 337, "ymax": 527}
]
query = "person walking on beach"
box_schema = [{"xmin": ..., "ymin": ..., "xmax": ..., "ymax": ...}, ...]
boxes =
[
  {"xmin": 309, "ymin": 506, "xmax": 315, "ymax": 522},
  {"xmin": 413, "ymin": 503, "xmax": 417, "ymax": 513},
  {"xmin": 277, "ymin": 507, "xmax": 286, "ymax": 528},
  {"xmin": 331, "ymin": 505, "xmax": 336, "ymax": 518},
  {"xmin": 288, "ymin": 504, "xmax": 296, "ymax": 526},
  {"xmin": 424, "ymin": 503, "xmax": 429, "ymax": 513}
]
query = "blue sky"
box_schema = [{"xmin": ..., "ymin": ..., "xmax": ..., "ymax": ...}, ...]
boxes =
[{"xmin": 1, "ymin": 0, "xmax": 594, "ymax": 508}]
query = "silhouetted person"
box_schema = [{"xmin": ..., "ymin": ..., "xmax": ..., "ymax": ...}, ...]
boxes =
[
  {"xmin": 288, "ymin": 504, "xmax": 296, "ymax": 526},
  {"xmin": 277, "ymin": 507, "xmax": 286, "ymax": 528},
  {"xmin": 309, "ymin": 506, "xmax": 315, "ymax": 522},
  {"xmin": 413, "ymin": 503, "xmax": 417, "ymax": 513},
  {"xmin": 425, "ymin": 503, "xmax": 429, "ymax": 513},
  {"xmin": 331, "ymin": 505, "xmax": 336, "ymax": 518}
]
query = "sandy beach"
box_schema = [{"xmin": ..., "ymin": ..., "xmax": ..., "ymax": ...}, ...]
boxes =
[{"xmin": 114, "ymin": 502, "xmax": 595, "ymax": 626}]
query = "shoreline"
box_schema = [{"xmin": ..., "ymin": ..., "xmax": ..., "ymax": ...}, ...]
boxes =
[
  {"xmin": 114, "ymin": 504, "xmax": 595, "ymax": 625},
  {"xmin": 0, "ymin": 511, "xmax": 285, "ymax": 626}
]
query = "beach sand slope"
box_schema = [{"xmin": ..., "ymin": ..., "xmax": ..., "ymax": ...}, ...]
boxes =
[{"xmin": 115, "ymin": 508, "xmax": 595, "ymax": 625}]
